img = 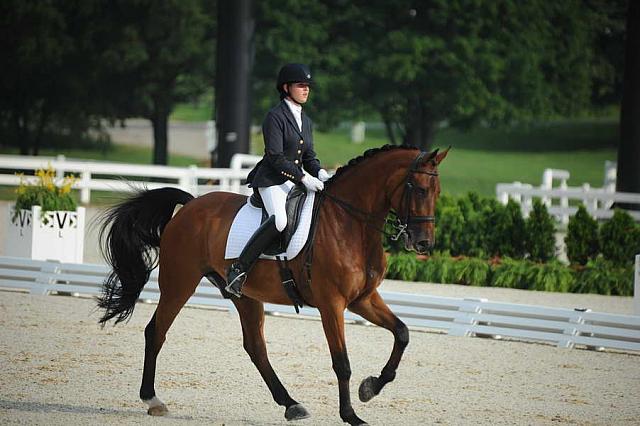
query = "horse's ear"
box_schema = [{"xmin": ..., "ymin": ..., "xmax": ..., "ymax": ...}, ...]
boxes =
[
  {"xmin": 434, "ymin": 146, "xmax": 450, "ymax": 165},
  {"xmin": 423, "ymin": 149, "xmax": 439, "ymax": 164}
]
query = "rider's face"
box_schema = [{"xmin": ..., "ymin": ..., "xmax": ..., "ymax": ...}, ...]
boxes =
[{"xmin": 286, "ymin": 83, "xmax": 310, "ymax": 105}]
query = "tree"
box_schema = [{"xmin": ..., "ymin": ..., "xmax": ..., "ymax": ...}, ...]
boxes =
[
  {"xmin": 347, "ymin": 0, "xmax": 603, "ymax": 150},
  {"xmin": 97, "ymin": 0, "xmax": 215, "ymax": 165},
  {"xmin": 255, "ymin": 0, "xmax": 616, "ymax": 150},
  {"xmin": 0, "ymin": 1, "xmax": 105, "ymax": 155},
  {"xmin": 252, "ymin": 0, "xmax": 335, "ymax": 125},
  {"xmin": 617, "ymin": 0, "xmax": 640, "ymax": 198}
]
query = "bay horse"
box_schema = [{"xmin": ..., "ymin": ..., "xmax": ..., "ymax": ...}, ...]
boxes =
[{"xmin": 97, "ymin": 144, "xmax": 448, "ymax": 425}]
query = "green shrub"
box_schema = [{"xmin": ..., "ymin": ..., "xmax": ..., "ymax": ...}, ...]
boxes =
[
  {"xmin": 450, "ymin": 257, "xmax": 491, "ymax": 286},
  {"xmin": 435, "ymin": 204, "xmax": 465, "ymax": 255},
  {"xmin": 386, "ymin": 252, "xmax": 630, "ymax": 296},
  {"xmin": 572, "ymin": 257, "xmax": 634, "ymax": 296},
  {"xmin": 385, "ymin": 252, "xmax": 419, "ymax": 281},
  {"xmin": 565, "ymin": 205, "xmax": 599, "ymax": 265},
  {"xmin": 479, "ymin": 199, "xmax": 526, "ymax": 259},
  {"xmin": 505, "ymin": 200, "xmax": 527, "ymax": 259},
  {"xmin": 525, "ymin": 199, "xmax": 556, "ymax": 262},
  {"xmin": 524, "ymin": 261, "xmax": 575, "ymax": 292},
  {"xmin": 456, "ymin": 193, "xmax": 486, "ymax": 257},
  {"xmin": 416, "ymin": 254, "xmax": 455, "ymax": 283},
  {"xmin": 478, "ymin": 199, "xmax": 508, "ymax": 257},
  {"xmin": 599, "ymin": 209, "xmax": 640, "ymax": 266},
  {"xmin": 489, "ymin": 257, "xmax": 530, "ymax": 289},
  {"xmin": 490, "ymin": 258, "xmax": 573, "ymax": 292}
]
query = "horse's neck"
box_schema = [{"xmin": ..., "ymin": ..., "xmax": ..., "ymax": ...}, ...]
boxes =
[
  {"xmin": 330, "ymin": 158, "xmax": 397, "ymax": 215},
  {"xmin": 324, "ymin": 155, "xmax": 403, "ymax": 245}
]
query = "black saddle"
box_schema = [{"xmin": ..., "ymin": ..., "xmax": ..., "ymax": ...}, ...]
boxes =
[{"xmin": 249, "ymin": 184, "xmax": 308, "ymax": 255}]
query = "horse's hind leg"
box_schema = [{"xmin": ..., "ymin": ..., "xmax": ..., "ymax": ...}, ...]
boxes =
[
  {"xmin": 348, "ymin": 290, "xmax": 409, "ymax": 403},
  {"xmin": 139, "ymin": 263, "xmax": 201, "ymax": 415},
  {"xmin": 234, "ymin": 297, "xmax": 310, "ymax": 421}
]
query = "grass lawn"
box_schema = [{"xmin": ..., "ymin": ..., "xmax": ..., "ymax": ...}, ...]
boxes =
[{"xmin": 310, "ymin": 118, "xmax": 618, "ymax": 196}]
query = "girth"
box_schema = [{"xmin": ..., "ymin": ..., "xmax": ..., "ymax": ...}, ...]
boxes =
[{"xmin": 249, "ymin": 184, "xmax": 308, "ymax": 255}]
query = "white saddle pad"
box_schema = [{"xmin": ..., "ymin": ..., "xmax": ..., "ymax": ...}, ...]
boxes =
[{"xmin": 224, "ymin": 191, "xmax": 316, "ymax": 260}]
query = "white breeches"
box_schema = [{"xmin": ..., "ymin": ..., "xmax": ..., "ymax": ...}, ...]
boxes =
[{"xmin": 258, "ymin": 181, "xmax": 294, "ymax": 232}]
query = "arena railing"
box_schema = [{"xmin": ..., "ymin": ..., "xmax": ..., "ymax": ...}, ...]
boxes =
[
  {"xmin": 496, "ymin": 168, "xmax": 640, "ymax": 224},
  {"xmin": 1, "ymin": 255, "xmax": 639, "ymax": 353},
  {"xmin": 0, "ymin": 153, "xmax": 263, "ymax": 202}
]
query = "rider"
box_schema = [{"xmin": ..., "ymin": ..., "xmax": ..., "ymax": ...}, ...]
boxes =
[{"xmin": 225, "ymin": 63, "xmax": 330, "ymax": 297}]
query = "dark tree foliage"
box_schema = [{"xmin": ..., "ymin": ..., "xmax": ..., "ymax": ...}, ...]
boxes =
[
  {"xmin": 95, "ymin": 0, "xmax": 215, "ymax": 164},
  {"xmin": 251, "ymin": 0, "xmax": 619, "ymax": 150},
  {"xmin": 0, "ymin": 0, "xmax": 215, "ymax": 164},
  {"xmin": 0, "ymin": 1, "xmax": 107, "ymax": 155}
]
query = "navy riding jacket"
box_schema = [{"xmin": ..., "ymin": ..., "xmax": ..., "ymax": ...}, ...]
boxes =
[{"xmin": 247, "ymin": 101, "xmax": 321, "ymax": 187}]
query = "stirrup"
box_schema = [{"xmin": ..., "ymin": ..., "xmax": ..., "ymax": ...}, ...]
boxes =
[{"xmin": 225, "ymin": 264, "xmax": 246, "ymax": 298}]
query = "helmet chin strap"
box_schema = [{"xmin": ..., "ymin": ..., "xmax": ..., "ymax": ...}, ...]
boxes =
[
  {"xmin": 287, "ymin": 95, "xmax": 302, "ymax": 106},
  {"xmin": 282, "ymin": 83, "xmax": 304, "ymax": 106}
]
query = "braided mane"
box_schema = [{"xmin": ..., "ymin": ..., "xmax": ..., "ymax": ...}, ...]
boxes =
[{"xmin": 326, "ymin": 144, "xmax": 420, "ymax": 185}]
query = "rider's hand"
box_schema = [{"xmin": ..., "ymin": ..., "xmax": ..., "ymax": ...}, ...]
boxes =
[
  {"xmin": 318, "ymin": 169, "xmax": 331, "ymax": 182},
  {"xmin": 301, "ymin": 174, "xmax": 324, "ymax": 192}
]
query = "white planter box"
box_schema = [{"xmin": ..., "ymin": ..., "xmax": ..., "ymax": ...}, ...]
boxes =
[{"xmin": 5, "ymin": 205, "xmax": 85, "ymax": 263}]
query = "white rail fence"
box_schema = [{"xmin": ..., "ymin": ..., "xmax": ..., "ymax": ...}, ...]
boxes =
[
  {"xmin": 1, "ymin": 255, "xmax": 638, "ymax": 353},
  {"xmin": 0, "ymin": 153, "xmax": 262, "ymax": 202},
  {"xmin": 496, "ymin": 167, "xmax": 640, "ymax": 224}
]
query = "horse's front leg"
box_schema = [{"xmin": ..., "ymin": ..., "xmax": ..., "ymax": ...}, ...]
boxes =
[
  {"xmin": 348, "ymin": 290, "xmax": 409, "ymax": 403},
  {"xmin": 233, "ymin": 297, "xmax": 310, "ymax": 421},
  {"xmin": 319, "ymin": 305, "xmax": 368, "ymax": 426}
]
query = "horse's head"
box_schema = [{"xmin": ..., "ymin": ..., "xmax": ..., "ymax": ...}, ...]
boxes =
[{"xmin": 389, "ymin": 148, "xmax": 449, "ymax": 254}]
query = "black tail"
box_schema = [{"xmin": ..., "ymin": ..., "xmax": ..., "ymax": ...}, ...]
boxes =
[{"xmin": 96, "ymin": 187, "xmax": 194, "ymax": 325}]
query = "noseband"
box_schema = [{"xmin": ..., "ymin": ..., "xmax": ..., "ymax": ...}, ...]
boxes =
[
  {"xmin": 322, "ymin": 151, "xmax": 438, "ymax": 241},
  {"xmin": 387, "ymin": 151, "xmax": 438, "ymax": 240}
]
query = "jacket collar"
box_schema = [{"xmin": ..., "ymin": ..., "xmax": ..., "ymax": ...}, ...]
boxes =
[{"xmin": 280, "ymin": 101, "xmax": 304, "ymax": 138}]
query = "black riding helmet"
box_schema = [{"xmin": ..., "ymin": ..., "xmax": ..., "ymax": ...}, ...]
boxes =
[{"xmin": 276, "ymin": 63, "xmax": 313, "ymax": 96}]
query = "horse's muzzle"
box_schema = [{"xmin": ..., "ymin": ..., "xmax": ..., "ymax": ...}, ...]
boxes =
[{"xmin": 414, "ymin": 239, "xmax": 433, "ymax": 255}]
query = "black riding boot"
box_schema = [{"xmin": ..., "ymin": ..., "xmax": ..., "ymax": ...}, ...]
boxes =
[{"xmin": 225, "ymin": 216, "xmax": 280, "ymax": 297}]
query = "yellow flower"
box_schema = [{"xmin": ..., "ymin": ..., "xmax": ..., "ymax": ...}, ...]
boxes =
[{"xmin": 60, "ymin": 176, "xmax": 76, "ymax": 194}]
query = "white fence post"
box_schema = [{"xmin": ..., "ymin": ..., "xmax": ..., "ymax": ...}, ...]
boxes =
[
  {"xmin": 351, "ymin": 121, "xmax": 366, "ymax": 144},
  {"xmin": 55, "ymin": 155, "xmax": 66, "ymax": 179},
  {"xmin": 635, "ymin": 254, "xmax": 640, "ymax": 316},
  {"xmin": 80, "ymin": 170, "xmax": 91, "ymax": 204}
]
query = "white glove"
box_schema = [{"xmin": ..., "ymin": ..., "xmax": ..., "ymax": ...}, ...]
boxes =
[
  {"xmin": 318, "ymin": 169, "xmax": 331, "ymax": 182},
  {"xmin": 301, "ymin": 174, "xmax": 324, "ymax": 192}
]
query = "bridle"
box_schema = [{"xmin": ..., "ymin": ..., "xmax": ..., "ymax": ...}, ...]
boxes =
[
  {"xmin": 387, "ymin": 151, "xmax": 438, "ymax": 240},
  {"xmin": 322, "ymin": 151, "xmax": 438, "ymax": 241},
  {"xmin": 303, "ymin": 151, "xmax": 438, "ymax": 288}
]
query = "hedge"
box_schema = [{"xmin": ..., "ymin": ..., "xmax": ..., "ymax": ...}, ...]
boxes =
[
  {"xmin": 383, "ymin": 193, "xmax": 638, "ymax": 296},
  {"xmin": 385, "ymin": 253, "xmax": 634, "ymax": 296}
]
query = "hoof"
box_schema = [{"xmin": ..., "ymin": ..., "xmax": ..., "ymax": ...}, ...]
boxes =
[
  {"xmin": 358, "ymin": 376, "xmax": 378, "ymax": 402},
  {"xmin": 342, "ymin": 411, "xmax": 368, "ymax": 426},
  {"xmin": 147, "ymin": 403, "xmax": 168, "ymax": 416},
  {"xmin": 285, "ymin": 403, "xmax": 310, "ymax": 421},
  {"xmin": 144, "ymin": 396, "xmax": 168, "ymax": 416}
]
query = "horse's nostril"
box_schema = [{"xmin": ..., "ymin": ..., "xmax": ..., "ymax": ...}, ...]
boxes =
[{"xmin": 415, "ymin": 240, "xmax": 431, "ymax": 253}]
